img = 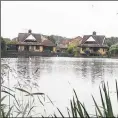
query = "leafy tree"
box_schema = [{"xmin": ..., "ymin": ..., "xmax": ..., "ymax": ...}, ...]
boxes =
[
  {"xmin": 106, "ymin": 37, "xmax": 118, "ymax": 47},
  {"xmin": 67, "ymin": 45, "xmax": 74, "ymax": 54},
  {"xmin": 67, "ymin": 38, "xmax": 81, "ymax": 56},
  {"xmin": 8, "ymin": 40, "xmax": 18, "ymax": 44},
  {"xmin": 109, "ymin": 43, "xmax": 118, "ymax": 56}
]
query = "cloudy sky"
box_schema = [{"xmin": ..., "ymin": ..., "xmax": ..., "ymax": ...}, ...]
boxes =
[{"xmin": 1, "ymin": 1, "xmax": 118, "ymax": 39}]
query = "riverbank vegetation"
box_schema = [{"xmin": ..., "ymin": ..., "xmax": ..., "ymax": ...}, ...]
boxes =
[
  {"xmin": 1, "ymin": 80, "xmax": 118, "ymax": 117},
  {"xmin": 1, "ymin": 36, "xmax": 118, "ymax": 57},
  {"xmin": 109, "ymin": 43, "xmax": 118, "ymax": 56}
]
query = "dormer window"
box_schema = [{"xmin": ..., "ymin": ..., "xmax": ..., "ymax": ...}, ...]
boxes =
[{"xmin": 24, "ymin": 34, "xmax": 36, "ymax": 42}]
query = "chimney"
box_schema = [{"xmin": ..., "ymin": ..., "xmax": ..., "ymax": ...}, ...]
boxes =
[
  {"xmin": 93, "ymin": 31, "xmax": 96, "ymax": 35},
  {"xmin": 28, "ymin": 29, "xmax": 32, "ymax": 34}
]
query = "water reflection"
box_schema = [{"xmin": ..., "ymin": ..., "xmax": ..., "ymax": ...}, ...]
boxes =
[
  {"xmin": 1, "ymin": 57, "xmax": 118, "ymax": 116},
  {"xmin": 81, "ymin": 61, "xmax": 88, "ymax": 79},
  {"xmin": 90, "ymin": 61, "xmax": 104, "ymax": 84}
]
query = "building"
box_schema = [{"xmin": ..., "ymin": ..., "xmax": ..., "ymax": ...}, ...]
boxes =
[
  {"xmin": 69, "ymin": 36, "xmax": 82, "ymax": 46},
  {"xmin": 56, "ymin": 44, "xmax": 68, "ymax": 53},
  {"xmin": 56, "ymin": 39, "xmax": 70, "ymax": 53},
  {"xmin": 15, "ymin": 30, "xmax": 56, "ymax": 53},
  {"xmin": 79, "ymin": 32, "xmax": 109, "ymax": 56}
]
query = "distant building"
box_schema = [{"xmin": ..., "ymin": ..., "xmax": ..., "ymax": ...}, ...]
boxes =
[
  {"xmin": 79, "ymin": 32, "xmax": 109, "ymax": 56},
  {"xmin": 14, "ymin": 30, "xmax": 56, "ymax": 53},
  {"xmin": 56, "ymin": 44, "xmax": 68, "ymax": 53}
]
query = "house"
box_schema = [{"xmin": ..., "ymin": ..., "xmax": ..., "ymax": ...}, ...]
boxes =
[
  {"xmin": 56, "ymin": 39, "xmax": 70, "ymax": 53},
  {"xmin": 56, "ymin": 36, "xmax": 82, "ymax": 53},
  {"xmin": 56, "ymin": 44, "xmax": 68, "ymax": 53},
  {"xmin": 14, "ymin": 30, "xmax": 56, "ymax": 53},
  {"xmin": 79, "ymin": 32, "xmax": 109, "ymax": 56},
  {"xmin": 69, "ymin": 36, "xmax": 82, "ymax": 46}
]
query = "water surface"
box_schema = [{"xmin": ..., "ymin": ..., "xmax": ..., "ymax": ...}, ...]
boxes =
[{"xmin": 1, "ymin": 57, "xmax": 118, "ymax": 117}]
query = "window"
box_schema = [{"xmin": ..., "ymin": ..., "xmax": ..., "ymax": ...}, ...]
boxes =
[
  {"xmin": 82, "ymin": 47, "xmax": 86, "ymax": 51},
  {"xmin": 36, "ymin": 46, "xmax": 39, "ymax": 50}
]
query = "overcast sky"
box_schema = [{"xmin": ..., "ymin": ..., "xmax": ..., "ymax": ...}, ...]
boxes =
[{"xmin": 1, "ymin": 1, "xmax": 118, "ymax": 39}]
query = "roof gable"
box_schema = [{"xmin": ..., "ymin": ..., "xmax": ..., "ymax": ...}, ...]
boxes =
[
  {"xmin": 41, "ymin": 35, "xmax": 48, "ymax": 42},
  {"xmin": 17, "ymin": 33, "xmax": 42, "ymax": 42},
  {"xmin": 25, "ymin": 34, "xmax": 36, "ymax": 41},
  {"xmin": 82, "ymin": 35, "xmax": 105, "ymax": 45},
  {"xmin": 86, "ymin": 36, "xmax": 96, "ymax": 42}
]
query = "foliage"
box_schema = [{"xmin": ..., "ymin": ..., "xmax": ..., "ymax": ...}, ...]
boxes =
[
  {"xmin": 67, "ymin": 45, "xmax": 74, "ymax": 54},
  {"xmin": 67, "ymin": 38, "xmax": 81, "ymax": 56},
  {"xmin": 0, "ymin": 95, "xmax": 13, "ymax": 118},
  {"xmin": 55, "ymin": 81, "xmax": 118, "ymax": 118},
  {"xmin": 67, "ymin": 44, "xmax": 79, "ymax": 56},
  {"xmin": 1, "ymin": 37, "xmax": 6, "ymax": 51},
  {"xmin": 3, "ymin": 38, "xmax": 11, "ymax": 44},
  {"xmin": 109, "ymin": 43, "xmax": 118, "ymax": 56},
  {"xmin": 48, "ymin": 35, "xmax": 56, "ymax": 44},
  {"xmin": 48, "ymin": 35, "xmax": 70, "ymax": 45},
  {"xmin": 106, "ymin": 37, "xmax": 118, "ymax": 47},
  {"xmin": 8, "ymin": 40, "xmax": 18, "ymax": 44}
]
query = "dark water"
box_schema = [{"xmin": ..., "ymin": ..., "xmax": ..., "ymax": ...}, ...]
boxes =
[{"xmin": 1, "ymin": 57, "xmax": 118, "ymax": 117}]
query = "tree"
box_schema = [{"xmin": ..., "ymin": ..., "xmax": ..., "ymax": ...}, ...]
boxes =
[
  {"xmin": 3, "ymin": 38, "xmax": 11, "ymax": 44},
  {"xmin": 67, "ymin": 38, "xmax": 81, "ymax": 56},
  {"xmin": 48, "ymin": 35, "xmax": 56, "ymax": 44},
  {"xmin": 1, "ymin": 37, "xmax": 6, "ymax": 51},
  {"xmin": 109, "ymin": 43, "xmax": 118, "ymax": 56},
  {"xmin": 67, "ymin": 45, "xmax": 74, "ymax": 54},
  {"xmin": 8, "ymin": 40, "xmax": 18, "ymax": 44},
  {"xmin": 106, "ymin": 37, "xmax": 118, "ymax": 47}
]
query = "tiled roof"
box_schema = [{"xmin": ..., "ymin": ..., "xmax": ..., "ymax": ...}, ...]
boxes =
[
  {"xmin": 17, "ymin": 33, "xmax": 42, "ymax": 43},
  {"xmin": 16, "ymin": 31, "xmax": 55, "ymax": 47},
  {"xmin": 57, "ymin": 44, "xmax": 68, "ymax": 49},
  {"xmin": 82, "ymin": 35, "xmax": 106, "ymax": 45},
  {"xmin": 41, "ymin": 40, "xmax": 56, "ymax": 47}
]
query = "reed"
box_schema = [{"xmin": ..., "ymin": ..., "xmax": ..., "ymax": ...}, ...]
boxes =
[
  {"xmin": 56, "ymin": 81, "xmax": 118, "ymax": 118},
  {"xmin": 1, "ymin": 80, "xmax": 118, "ymax": 117}
]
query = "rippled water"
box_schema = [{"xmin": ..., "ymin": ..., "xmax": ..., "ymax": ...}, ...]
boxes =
[{"xmin": 1, "ymin": 57, "xmax": 118, "ymax": 117}]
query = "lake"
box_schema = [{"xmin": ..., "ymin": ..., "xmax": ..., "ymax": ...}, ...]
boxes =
[{"xmin": 1, "ymin": 57, "xmax": 118, "ymax": 117}]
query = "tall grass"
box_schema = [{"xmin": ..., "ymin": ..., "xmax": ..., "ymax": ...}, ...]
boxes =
[
  {"xmin": 1, "ymin": 80, "xmax": 118, "ymax": 117},
  {"xmin": 55, "ymin": 81, "xmax": 118, "ymax": 118}
]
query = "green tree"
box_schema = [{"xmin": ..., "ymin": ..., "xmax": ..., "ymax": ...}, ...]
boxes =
[
  {"xmin": 67, "ymin": 39, "xmax": 81, "ymax": 56},
  {"xmin": 109, "ymin": 43, "xmax": 118, "ymax": 56},
  {"xmin": 8, "ymin": 40, "xmax": 18, "ymax": 44},
  {"xmin": 67, "ymin": 45, "xmax": 74, "ymax": 54}
]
